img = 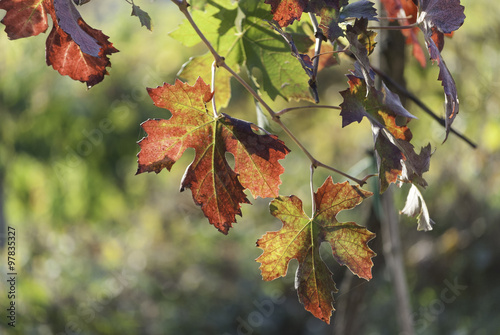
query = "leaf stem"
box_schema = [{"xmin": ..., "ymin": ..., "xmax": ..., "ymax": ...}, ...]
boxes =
[
  {"xmin": 310, "ymin": 164, "xmax": 316, "ymax": 217},
  {"xmin": 173, "ymin": 0, "xmax": 369, "ymax": 186},
  {"xmin": 376, "ymin": 16, "xmax": 413, "ymax": 21},
  {"xmin": 211, "ymin": 61, "xmax": 218, "ymax": 117},
  {"xmin": 276, "ymin": 105, "xmax": 341, "ymax": 116},
  {"xmin": 310, "ymin": 49, "xmax": 347, "ymax": 61}
]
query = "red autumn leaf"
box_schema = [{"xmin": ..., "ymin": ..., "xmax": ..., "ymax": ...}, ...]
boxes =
[
  {"xmin": 45, "ymin": 17, "xmax": 118, "ymax": 88},
  {"xmin": 136, "ymin": 78, "xmax": 290, "ymax": 234},
  {"xmin": 0, "ymin": 0, "xmax": 50, "ymax": 39},
  {"xmin": 256, "ymin": 177, "xmax": 375, "ymax": 323},
  {"xmin": 0, "ymin": 0, "xmax": 118, "ymax": 87}
]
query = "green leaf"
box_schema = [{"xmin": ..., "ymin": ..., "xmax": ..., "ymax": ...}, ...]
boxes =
[
  {"xmin": 131, "ymin": 4, "xmax": 152, "ymax": 31},
  {"xmin": 170, "ymin": 0, "xmax": 314, "ymax": 107}
]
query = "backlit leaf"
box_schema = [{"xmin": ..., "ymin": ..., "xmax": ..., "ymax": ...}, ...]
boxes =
[
  {"xmin": 136, "ymin": 78, "xmax": 290, "ymax": 234},
  {"xmin": 265, "ymin": 0, "xmax": 308, "ymax": 27},
  {"xmin": 45, "ymin": 18, "xmax": 118, "ymax": 88},
  {"xmin": 400, "ymin": 184, "xmax": 435, "ymax": 231},
  {"xmin": 256, "ymin": 177, "xmax": 375, "ymax": 323}
]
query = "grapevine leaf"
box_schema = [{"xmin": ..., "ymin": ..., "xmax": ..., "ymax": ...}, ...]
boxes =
[
  {"xmin": 131, "ymin": 4, "xmax": 152, "ymax": 31},
  {"xmin": 417, "ymin": 0, "xmax": 465, "ymax": 139},
  {"xmin": 45, "ymin": 18, "xmax": 118, "ymax": 88},
  {"xmin": 340, "ymin": 73, "xmax": 431, "ymax": 192},
  {"xmin": 400, "ymin": 184, "xmax": 435, "ymax": 231},
  {"xmin": 0, "ymin": 0, "xmax": 50, "ymax": 39},
  {"xmin": 256, "ymin": 177, "xmax": 375, "ymax": 323},
  {"xmin": 0, "ymin": 0, "xmax": 118, "ymax": 87},
  {"xmin": 53, "ymin": 0, "xmax": 100, "ymax": 57},
  {"xmin": 136, "ymin": 78, "xmax": 290, "ymax": 234}
]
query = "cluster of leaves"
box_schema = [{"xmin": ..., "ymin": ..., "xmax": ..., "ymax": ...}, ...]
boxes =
[{"xmin": 0, "ymin": 0, "xmax": 466, "ymax": 323}]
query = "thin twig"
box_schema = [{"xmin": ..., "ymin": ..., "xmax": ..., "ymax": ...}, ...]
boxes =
[
  {"xmin": 173, "ymin": 0, "xmax": 225, "ymax": 67},
  {"xmin": 173, "ymin": 0, "xmax": 369, "ymax": 186},
  {"xmin": 308, "ymin": 13, "xmax": 323, "ymax": 82},
  {"xmin": 376, "ymin": 16, "xmax": 413, "ymax": 21},
  {"xmin": 368, "ymin": 23, "xmax": 419, "ymax": 30},
  {"xmin": 276, "ymin": 105, "xmax": 341, "ymax": 116},
  {"xmin": 371, "ymin": 66, "xmax": 477, "ymax": 148},
  {"xmin": 310, "ymin": 49, "xmax": 347, "ymax": 61},
  {"xmin": 266, "ymin": 21, "xmax": 319, "ymax": 103}
]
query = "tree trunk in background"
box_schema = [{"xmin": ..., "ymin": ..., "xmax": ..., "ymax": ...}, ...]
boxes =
[
  {"xmin": 380, "ymin": 188, "xmax": 414, "ymax": 335},
  {"xmin": 333, "ymin": 7, "xmax": 414, "ymax": 334},
  {"xmin": 377, "ymin": 9, "xmax": 415, "ymax": 335}
]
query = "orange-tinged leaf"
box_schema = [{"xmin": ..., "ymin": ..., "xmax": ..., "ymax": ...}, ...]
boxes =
[
  {"xmin": 45, "ymin": 19, "xmax": 118, "ymax": 88},
  {"xmin": 314, "ymin": 177, "xmax": 376, "ymax": 280},
  {"xmin": 265, "ymin": 0, "xmax": 308, "ymax": 27},
  {"xmin": 256, "ymin": 177, "xmax": 375, "ymax": 323},
  {"xmin": 137, "ymin": 78, "xmax": 290, "ymax": 234}
]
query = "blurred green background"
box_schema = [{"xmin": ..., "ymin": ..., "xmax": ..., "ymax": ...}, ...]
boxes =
[{"xmin": 1, "ymin": 0, "xmax": 500, "ymax": 334}]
